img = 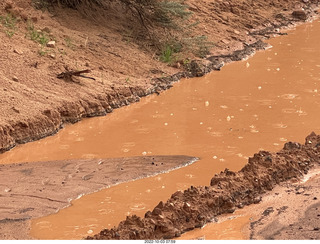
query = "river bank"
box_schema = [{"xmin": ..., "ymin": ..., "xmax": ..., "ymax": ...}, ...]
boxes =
[
  {"xmin": 1, "ymin": 0, "xmax": 320, "ymax": 240},
  {"xmin": 1, "ymin": 0, "xmax": 319, "ymax": 153},
  {"xmin": 87, "ymin": 132, "xmax": 320, "ymax": 240},
  {"xmin": 175, "ymin": 164, "xmax": 320, "ymax": 240}
]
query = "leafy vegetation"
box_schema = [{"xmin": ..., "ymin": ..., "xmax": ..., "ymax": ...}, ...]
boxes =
[
  {"xmin": 26, "ymin": 21, "xmax": 54, "ymax": 56},
  {"xmin": 160, "ymin": 45, "xmax": 174, "ymax": 63},
  {"xmin": 0, "ymin": 13, "xmax": 17, "ymax": 38},
  {"xmin": 26, "ymin": 21, "xmax": 50, "ymax": 45},
  {"xmin": 34, "ymin": 0, "xmax": 214, "ymax": 63},
  {"xmin": 183, "ymin": 35, "xmax": 214, "ymax": 58}
]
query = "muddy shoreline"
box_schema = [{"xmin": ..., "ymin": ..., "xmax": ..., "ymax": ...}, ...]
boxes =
[
  {"xmin": 247, "ymin": 168, "xmax": 320, "ymax": 240},
  {"xmin": 0, "ymin": 155, "xmax": 197, "ymax": 239},
  {"xmin": 1, "ymin": 1, "xmax": 319, "ymax": 153},
  {"xmin": 1, "ymin": 0, "xmax": 320, "ymax": 240},
  {"xmin": 87, "ymin": 132, "xmax": 320, "ymax": 240},
  {"xmin": 174, "ymin": 166, "xmax": 320, "ymax": 240}
]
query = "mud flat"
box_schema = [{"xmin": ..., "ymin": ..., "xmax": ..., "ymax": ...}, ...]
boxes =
[
  {"xmin": 0, "ymin": 155, "xmax": 197, "ymax": 239},
  {"xmin": 87, "ymin": 132, "xmax": 320, "ymax": 240}
]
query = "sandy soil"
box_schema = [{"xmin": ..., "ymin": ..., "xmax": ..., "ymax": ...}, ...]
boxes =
[
  {"xmin": 0, "ymin": 155, "xmax": 197, "ymax": 239},
  {"xmin": 0, "ymin": 0, "xmax": 319, "ymax": 153}
]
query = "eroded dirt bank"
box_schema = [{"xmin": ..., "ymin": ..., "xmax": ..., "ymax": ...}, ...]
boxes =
[
  {"xmin": 174, "ymin": 166, "xmax": 320, "ymax": 240},
  {"xmin": 246, "ymin": 167, "xmax": 320, "ymax": 240},
  {"xmin": 0, "ymin": 155, "xmax": 197, "ymax": 239},
  {"xmin": 1, "ymin": 0, "xmax": 320, "ymax": 153},
  {"xmin": 86, "ymin": 132, "xmax": 320, "ymax": 240}
]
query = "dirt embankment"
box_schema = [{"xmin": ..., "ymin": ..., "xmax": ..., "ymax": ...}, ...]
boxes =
[
  {"xmin": 86, "ymin": 132, "xmax": 320, "ymax": 240},
  {"xmin": 0, "ymin": 0, "xmax": 319, "ymax": 153},
  {"xmin": 247, "ymin": 170, "xmax": 320, "ymax": 240}
]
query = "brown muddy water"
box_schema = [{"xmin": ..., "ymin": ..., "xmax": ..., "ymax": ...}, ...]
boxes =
[{"xmin": 1, "ymin": 19, "xmax": 320, "ymax": 239}]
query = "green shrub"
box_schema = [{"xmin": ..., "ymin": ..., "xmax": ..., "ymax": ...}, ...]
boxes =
[
  {"xmin": 160, "ymin": 45, "xmax": 174, "ymax": 63},
  {"xmin": 35, "ymin": 0, "xmax": 214, "ymax": 62},
  {"xmin": 183, "ymin": 35, "xmax": 214, "ymax": 58}
]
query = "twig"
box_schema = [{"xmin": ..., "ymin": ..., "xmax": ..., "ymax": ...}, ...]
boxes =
[{"xmin": 57, "ymin": 67, "xmax": 96, "ymax": 82}]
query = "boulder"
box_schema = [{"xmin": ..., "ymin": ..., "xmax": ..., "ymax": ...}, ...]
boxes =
[{"xmin": 292, "ymin": 10, "xmax": 307, "ymax": 20}]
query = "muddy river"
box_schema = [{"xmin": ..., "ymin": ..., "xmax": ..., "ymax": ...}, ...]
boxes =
[{"xmin": 1, "ymin": 19, "xmax": 320, "ymax": 239}]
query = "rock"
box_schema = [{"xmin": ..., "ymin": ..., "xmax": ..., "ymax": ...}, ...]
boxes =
[
  {"xmin": 253, "ymin": 196, "xmax": 262, "ymax": 204},
  {"xmin": 172, "ymin": 62, "xmax": 181, "ymax": 69},
  {"xmin": 292, "ymin": 10, "xmax": 307, "ymax": 21},
  {"xmin": 42, "ymin": 27, "xmax": 51, "ymax": 33},
  {"xmin": 227, "ymin": 208, "xmax": 236, "ymax": 213},
  {"xmin": 152, "ymin": 207, "xmax": 162, "ymax": 215},
  {"xmin": 221, "ymin": 38, "xmax": 230, "ymax": 44},
  {"xmin": 183, "ymin": 202, "xmax": 191, "ymax": 210},
  {"xmin": 11, "ymin": 107, "xmax": 20, "ymax": 113},
  {"xmin": 155, "ymin": 201, "xmax": 165, "ymax": 210},
  {"xmin": 12, "ymin": 76, "xmax": 19, "ymax": 82},
  {"xmin": 237, "ymin": 203, "xmax": 244, "ymax": 209},
  {"xmin": 187, "ymin": 60, "xmax": 212, "ymax": 77},
  {"xmin": 13, "ymin": 49, "xmax": 23, "ymax": 55},
  {"xmin": 171, "ymin": 190, "xmax": 183, "ymax": 199},
  {"xmin": 283, "ymin": 142, "xmax": 301, "ymax": 150},
  {"xmin": 158, "ymin": 214, "xmax": 164, "ymax": 220},
  {"xmin": 47, "ymin": 41, "xmax": 56, "ymax": 48},
  {"xmin": 144, "ymin": 211, "xmax": 152, "ymax": 218},
  {"xmin": 231, "ymin": 7, "xmax": 240, "ymax": 15}
]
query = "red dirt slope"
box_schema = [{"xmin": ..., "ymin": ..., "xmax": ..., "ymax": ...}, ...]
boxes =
[{"xmin": 1, "ymin": 0, "xmax": 319, "ymax": 153}]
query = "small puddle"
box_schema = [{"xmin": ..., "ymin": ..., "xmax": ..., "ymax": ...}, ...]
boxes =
[{"xmin": 1, "ymin": 19, "xmax": 320, "ymax": 239}]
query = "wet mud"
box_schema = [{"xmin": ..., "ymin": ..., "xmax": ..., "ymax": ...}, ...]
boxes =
[
  {"xmin": 86, "ymin": 132, "xmax": 320, "ymax": 240},
  {"xmin": 0, "ymin": 155, "xmax": 197, "ymax": 239},
  {"xmin": 247, "ymin": 168, "xmax": 320, "ymax": 240}
]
